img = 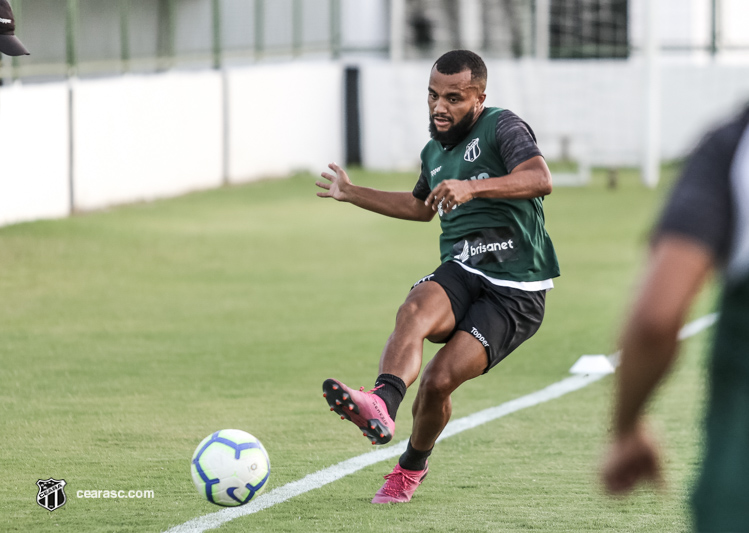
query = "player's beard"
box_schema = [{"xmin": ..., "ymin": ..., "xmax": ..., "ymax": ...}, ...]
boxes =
[{"xmin": 429, "ymin": 108, "xmax": 476, "ymax": 145}]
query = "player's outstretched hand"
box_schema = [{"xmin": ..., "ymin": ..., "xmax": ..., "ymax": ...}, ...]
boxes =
[
  {"xmin": 316, "ymin": 163, "xmax": 351, "ymax": 202},
  {"xmin": 601, "ymin": 422, "xmax": 664, "ymax": 496}
]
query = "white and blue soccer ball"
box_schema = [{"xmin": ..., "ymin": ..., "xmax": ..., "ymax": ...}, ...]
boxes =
[{"xmin": 191, "ymin": 429, "xmax": 271, "ymax": 506}]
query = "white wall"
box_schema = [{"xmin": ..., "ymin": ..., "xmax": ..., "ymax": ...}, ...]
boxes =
[
  {"xmin": 360, "ymin": 59, "xmax": 644, "ymax": 169},
  {"xmin": 341, "ymin": 0, "xmax": 390, "ymax": 52},
  {"xmin": 513, "ymin": 60, "xmax": 644, "ymax": 166},
  {"xmin": 0, "ymin": 62, "xmax": 343, "ymax": 227},
  {"xmin": 358, "ymin": 58, "xmax": 749, "ymax": 170},
  {"xmin": 661, "ymin": 64, "xmax": 749, "ymax": 157},
  {"xmin": 227, "ymin": 62, "xmax": 343, "ymax": 182},
  {"xmin": 3, "ymin": 59, "xmax": 749, "ymax": 229},
  {"xmin": 72, "ymin": 71, "xmax": 224, "ymax": 211},
  {"xmin": 360, "ymin": 61, "xmax": 432, "ymax": 171},
  {"xmin": 0, "ymin": 82, "xmax": 70, "ymax": 227},
  {"xmin": 721, "ymin": 0, "xmax": 749, "ymax": 62},
  {"xmin": 630, "ymin": 0, "xmax": 710, "ymax": 58}
]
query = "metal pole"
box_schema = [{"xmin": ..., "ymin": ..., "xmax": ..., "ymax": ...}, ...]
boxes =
[
  {"xmin": 710, "ymin": 0, "xmax": 719, "ymax": 57},
  {"xmin": 66, "ymin": 0, "xmax": 79, "ymax": 77},
  {"xmin": 212, "ymin": 0, "xmax": 222, "ymax": 69},
  {"xmin": 157, "ymin": 0, "xmax": 175, "ymax": 70},
  {"xmin": 67, "ymin": 0, "xmax": 77, "ymax": 214},
  {"xmin": 120, "ymin": 0, "xmax": 131, "ymax": 73},
  {"xmin": 292, "ymin": 0, "xmax": 303, "ymax": 57},
  {"xmin": 535, "ymin": 0, "xmax": 549, "ymax": 59},
  {"xmin": 221, "ymin": 67, "xmax": 230, "ymax": 186},
  {"xmin": 213, "ymin": 0, "xmax": 229, "ymax": 185},
  {"xmin": 330, "ymin": 0, "xmax": 341, "ymax": 59},
  {"xmin": 68, "ymin": 80, "xmax": 76, "ymax": 214},
  {"xmin": 168, "ymin": 0, "xmax": 176, "ymax": 68},
  {"xmin": 65, "ymin": 0, "xmax": 79, "ymax": 214},
  {"xmin": 254, "ymin": 0, "xmax": 264, "ymax": 59},
  {"xmin": 459, "ymin": 0, "xmax": 482, "ymax": 52},
  {"xmin": 642, "ymin": 0, "xmax": 661, "ymax": 188},
  {"xmin": 389, "ymin": 0, "xmax": 406, "ymax": 61}
]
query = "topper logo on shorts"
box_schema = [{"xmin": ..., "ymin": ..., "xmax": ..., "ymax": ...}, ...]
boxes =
[
  {"xmin": 470, "ymin": 327, "xmax": 490, "ymax": 348},
  {"xmin": 0, "ymin": 17, "xmax": 12, "ymax": 24},
  {"xmin": 412, "ymin": 274, "xmax": 435, "ymax": 288}
]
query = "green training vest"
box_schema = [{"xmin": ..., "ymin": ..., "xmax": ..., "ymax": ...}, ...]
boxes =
[
  {"xmin": 713, "ymin": 278, "xmax": 749, "ymax": 373},
  {"xmin": 419, "ymin": 107, "xmax": 560, "ymax": 282}
]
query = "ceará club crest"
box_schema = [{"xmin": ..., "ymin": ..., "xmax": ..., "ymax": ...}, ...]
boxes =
[
  {"xmin": 36, "ymin": 478, "xmax": 67, "ymax": 511},
  {"xmin": 464, "ymin": 138, "xmax": 481, "ymax": 162}
]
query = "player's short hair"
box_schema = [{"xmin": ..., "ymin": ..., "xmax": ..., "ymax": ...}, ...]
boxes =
[{"xmin": 433, "ymin": 50, "xmax": 487, "ymax": 91}]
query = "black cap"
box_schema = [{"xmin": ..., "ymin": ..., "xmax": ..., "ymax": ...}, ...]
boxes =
[{"xmin": 0, "ymin": 0, "xmax": 29, "ymax": 56}]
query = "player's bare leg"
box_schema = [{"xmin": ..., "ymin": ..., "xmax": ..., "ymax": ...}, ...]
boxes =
[
  {"xmin": 379, "ymin": 281, "xmax": 456, "ymax": 385},
  {"xmin": 372, "ymin": 331, "xmax": 486, "ymax": 503},
  {"xmin": 409, "ymin": 331, "xmax": 487, "ymax": 450},
  {"xmin": 323, "ymin": 281, "xmax": 455, "ymax": 444}
]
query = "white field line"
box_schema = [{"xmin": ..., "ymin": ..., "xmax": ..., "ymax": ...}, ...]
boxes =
[
  {"xmin": 678, "ymin": 313, "xmax": 718, "ymax": 340},
  {"xmin": 164, "ymin": 314, "xmax": 717, "ymax": 533}
]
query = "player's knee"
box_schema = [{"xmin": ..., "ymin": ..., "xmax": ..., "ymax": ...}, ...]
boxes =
[
  {"xmin": 395, "ymin": 300, "xmax": 432, "ymax": 332},
  {"xmin": 394, "ymin": 289, "xmax": 453, "ymax": 341},
  {"xmin": 419, "ymin": 368, "xmax": 456, "ymax": 400},
  {"xmin": 425, "ymin": 332, "xmax": 446, "ymax": 343},
  {"xmin": 396, "ymin": 299, "xmax": 421, "ymax": 320}
]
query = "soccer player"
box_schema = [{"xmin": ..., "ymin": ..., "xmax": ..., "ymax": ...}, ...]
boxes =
[
  {"xmin": 316, "ymin": 50, "xmax": 559, "ymax": 504},
  {"xmin": 601, "ymin": 107, "xmax": 749, "ymax": 531},
  {"xmin": 0, "ymin": 0, "xmax": 30, "ymax": 57}
]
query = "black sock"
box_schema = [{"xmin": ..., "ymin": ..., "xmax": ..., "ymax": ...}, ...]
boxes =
[
  {"xmin": 398, "ymin": 439, "xmax": 432, "ymax": 471},
  {"xmin": 373, "ymin": 373, "xmax": 406, "ymax": 421}
]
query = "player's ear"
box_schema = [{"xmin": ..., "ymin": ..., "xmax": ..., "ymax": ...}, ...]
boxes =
[{"xmin": 477, "ymin": 92, "xmax": 486, "ymax": 105}]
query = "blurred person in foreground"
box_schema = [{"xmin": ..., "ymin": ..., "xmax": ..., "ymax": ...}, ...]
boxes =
[
  {"xmin": 316, "ymin": 50, "xmax": 559, "ymax": 503},
  {"xmin": 0, "ymin": 0, "xmax": 30, "ymax": 57},
  {"xmin": 602, "ymin": 107, "xmax": 749, "ymax": 532}
]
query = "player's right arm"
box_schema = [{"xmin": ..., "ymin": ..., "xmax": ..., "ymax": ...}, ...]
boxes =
[
  {"xmin": 602, "ymin": 235, "xmax": 713, "ymax": 494},
  {"xmin": 602, "ymin": 113, "xmax": 740, "ymax": 496},
  {"xmin": 316, "ymin": 162, "xmax": 435, "ymax": 222}
]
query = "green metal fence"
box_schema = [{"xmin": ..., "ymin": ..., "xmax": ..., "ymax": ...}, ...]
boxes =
[
  {"xmin": 1, "ymin": 0, "xmax": 350, "ymax": 82},
  {"xmin": 3, "ymin": 0, "xmax": 748, "ymax": 84}
]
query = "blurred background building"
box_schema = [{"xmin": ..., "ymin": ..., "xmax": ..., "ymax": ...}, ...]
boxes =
[
  {"xmin": 3, "ymin": 0, "xmax": 749, "ymax": 80},
  {"xmin": 2, "ymin": 0, "xmax": 749, "ymax": 226}
]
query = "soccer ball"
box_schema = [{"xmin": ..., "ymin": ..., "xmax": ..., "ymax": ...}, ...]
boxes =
[{"xmin": 191, "ymin": 429, "xmax": 271, "ymax": 506}]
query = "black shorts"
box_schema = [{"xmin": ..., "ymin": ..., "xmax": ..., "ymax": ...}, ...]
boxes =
[{"xmin": 412, "ymin": 261, "xmax": 546, "ymax": 373}]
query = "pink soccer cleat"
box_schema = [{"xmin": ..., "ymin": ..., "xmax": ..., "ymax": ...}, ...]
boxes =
[
  {"xmin": 371, "ymin": 462, "xmax": 429, "ymax": 503},
  {"xmin": 322, "ymin": 378, "xmax": 395, "ymax": 445}
]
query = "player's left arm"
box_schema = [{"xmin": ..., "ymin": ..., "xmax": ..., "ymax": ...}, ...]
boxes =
[{"xmin": 425, "ymin": 156, "xmax": 551, "ymax": 213}]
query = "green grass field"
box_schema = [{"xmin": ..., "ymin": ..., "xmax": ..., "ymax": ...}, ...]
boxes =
[{"xmin": 0, "ymin": 167, "xmax": 716, "ymax": 532}]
